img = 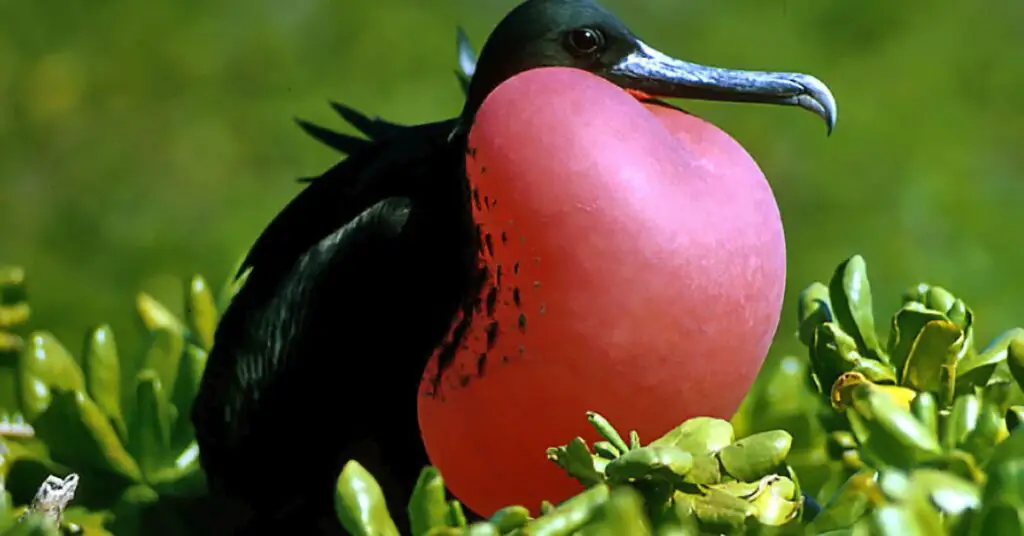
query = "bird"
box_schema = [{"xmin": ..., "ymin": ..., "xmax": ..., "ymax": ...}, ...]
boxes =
[{"xmin": 190, "ymin": 0, "xmax": 837, "ymax": 534}]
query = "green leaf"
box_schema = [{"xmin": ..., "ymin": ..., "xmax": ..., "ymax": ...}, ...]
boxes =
[
  {"xmin": 978, "ymin": 503, "xmax": 1024, "ymax": 536},
  {"xmin": 747, "ymin": 475, "xmax": 801, "ymax": 526},
  {"xmin": 717, "ymin": 430, "xmax": 792, "ymax": 482},
  {"xmin": 902, "ymin": 283, "xmax": 930, "ymax": 306},
  {"xmin": 0, "ymin": 266, "xmax": 29, "ymax": 330},
  {"xmin": 811, "ymin": 323, "xmax": 895, "ymax": 392},
  {"xmin": 518, "ymin": 484, "xmax": 608, "ymax": 535},
  {"xmin": 806, "ymin": 470, "xmax": 877, "ymax": 533},
  {"xmin": 961, "ymin": 400, "xmax": 1008, "ymax": 464},
  {"xmin": 846, "ymin": 383, "xmax": 942, "ymax": 470},
  {"xmin": 947, "ymin": 299, "xmax": 970, "ymax": 331},
  {"xmin": 987, "ymin": 427, "xmax": 1024, "ymax": 480},
  {"xmin": 975, "ymin": 460, "xmax": 1024, "ymax": 535},
  {"xmin": 334, "ymin": 460, "xmax": 399, "ymax": 536},
  {"xmin": 446, "ymin": 500, "xmax": 467, "ymax": 528},
  {"xmin": 645, "ymin": 418, "xmax": 730, "ymax": 484},
  {"xmin": 127, "ymin": 370, "xmax": 171, "ymax": 481},
  {"xmin": 0, "ymin": 335, "xmax": 24, "ymax": 416},
  {"xmin": 604, "ymin": 446, "xmax": 693, "ymax": 487},
  {"xmin": 81, "ymin": 325, "xmax": 127, "ymax": 444},
  {"xmin": 887, "ymin": 306, "xmax": 948, "ymax": 381},
  {"xmin": 924, "ymin": 286, "xmax": 956, "ymax": 315},
  {"xmin": 62, "ymin": 506, "xmax": 115, "ymax": 536},
  {"xmin": 135, "ymin": 293, "xmax": 185, "ymax": 335},
  {"xmin": 798, "ymin": 282, "xmax": 833, "ymax": 347},
  {"xmin": 140, "ymin": 328, "xmax": 184, "ymax": 408},
  {"xmin": 109, "ymin": 484, "xmax": 159, "ymax": 536},
  {"xmin": 899, "ymin": 319, "xmax": 963, "ymax": 404},
  {"xmin": 409, "ymin": 467, "xmax": 449, "ymax": 536},
  {"xmin": 910, "ymin": 391, "xmax": 939, "ymax": 439},
  {"xmin": 907, "ymin": 469, "xmax": 981, "ymax": 516},
  {"xmin": 19, "ymin": 332, "xmax": 86, "ymax": 421},
  {"xmin": 958, "ymin": 328, "xmax": 1024, "ymax": 391},
  {"xmin": 861, "ymin": 505, "xmax": 927, "ymax": 536},
  {"xmin": 462, "ymin": 522, "xmax": 501, "ymax": 535},
  {"xmin": 547, "ymin": 438, "xmax": 605, "ymax": 487},
  {"xmin": 145, "ymin": 442, "xmax": 204, "ymax": 497},
  {"xmin": 31, "ymin": 388, "xmax": 142, "ymax": 483},
  {"xmin": 184, "ymin": 275, "xmax": 218, "ymax": 352},
  {"xmin": 652, "ymin": 498, "xmax": 701, "ymax": 535},
  {"xmin": 169, "ymin": 345, "xmax": 206, "ymax": 451},
  {"xmin": 586, "ymin": 412, "xmax": 629, "ymax": 455},
  {"xmin": 945, "ymin": 394, "xmax": 980, "ymax": 451},
  {"xmin": 649, "ymin": 417, "xmax": 734, "ymax": 455},
  {"xmin": 828, "ymin": 255, "xmax": 885, "ymax": 362},
  {"xmin": 683, "ymin": 488, "xmax": 756, "ymax": 532},
  {"xmin": 0, "ymin": 436, "xmax": 64, "ymax": 483},
  {"xmin": 592, "ymin": 441, "xmax": 620, "ymax": 460},
  {"xmin": 1008, "ymin": 406, "xmax": 1024, "ymax": 433},
  {"xmin": 2, "ymin": 511, "xmax": 61, "ymax": 536},
  {"xmin": 1008, "ymin": 336, "xmax": 1024, "ymax": 394},
  {"xmin": 218, "ymin": 266, "xmax": 251, "ymax": 312},
  {"xmin": 584, "ymin": 486, "xmax": 652, "ymax": 536},
  {"xmin": 488, "ymin": 505, "xmax": 531, "ymax": 532}
]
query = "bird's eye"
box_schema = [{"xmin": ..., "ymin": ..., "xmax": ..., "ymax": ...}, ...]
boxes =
[{"xmin": 565, "ymin": 27, "xmax": 605, "ymax": 56}]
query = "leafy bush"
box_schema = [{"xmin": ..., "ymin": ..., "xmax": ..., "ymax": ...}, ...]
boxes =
[
  {"xmin": 0, "ymin": 263, "xmax": 246, "ymax": 535},
  {"xmin": 3, "ymin": 254, "xmax": 1023, "ymax": 535}
]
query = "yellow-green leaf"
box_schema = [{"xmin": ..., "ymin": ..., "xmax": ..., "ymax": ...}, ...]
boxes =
[
  {"xmin": 136, "ymin": 293, "xmax": 184, "ymax": 335},
  {"xmin": 649, "ymin": 417, "xmax": 734, "ymax": 455},
  {"xmin": 718, "ymin": 431, "xmax": 792, "ymax": 482},
  {"xmin": 170, "ymin": 345, "xmax": 206, "ymax": 451},
  {"xmin": 185, "ymin": 275, "xmax": 218, "ymax": 352},
  {"xmin": 19, "ymin": 332, "xmax": 86, "ymax": 420},
  {"xmin": 31, "ymin": 389, "xmax": 142, "ymax": 483},
  {"xmin": 81, "ymin": 325, "xmax": 126, "ymax": 444},
  {"xmin": 409, "ymin": 467, "xmax": 449, "ymax": 536},
  {"xmin": 334, "ymin": 460, "xmax": 399, "ymax": 536},
  {"xmin": 127, "ymin": 370, "xmax": 171, "ymax": 481},
  {"xmin": 140, "ymin": 328, "xmax": 184, "ymax": 405},
  {"xmin": 899, "ymin": 319, "xmax": 963, "ymax": 402}
]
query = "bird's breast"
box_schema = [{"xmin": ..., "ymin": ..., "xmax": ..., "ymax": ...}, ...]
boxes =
[{"xmin": 418, "ymin": 66, "xmax": 787, "ymax": 517}]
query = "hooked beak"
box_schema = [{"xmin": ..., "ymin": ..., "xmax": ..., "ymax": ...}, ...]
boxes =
[{"xmin": 607, "ymin": 41, "xmax": 837, "ymax": 134}]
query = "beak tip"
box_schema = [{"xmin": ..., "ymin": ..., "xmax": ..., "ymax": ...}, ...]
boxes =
[{"xmin": 793, "ymin": 73, "xmax": 837, "ymax": 136}]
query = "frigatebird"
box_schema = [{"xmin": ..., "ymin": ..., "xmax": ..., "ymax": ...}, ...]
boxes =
[{"xmin": 191, "ymin": 0, "xmax": 836, "ymax": 533}]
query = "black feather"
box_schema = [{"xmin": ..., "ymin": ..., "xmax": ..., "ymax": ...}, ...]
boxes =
[
  {"xmin": 294, "ymin": 117, "xmax": 372, "ymax": 155},
  {"xmin": 328, "ymin": 100, "xmax": 404, "ymax": 140}
]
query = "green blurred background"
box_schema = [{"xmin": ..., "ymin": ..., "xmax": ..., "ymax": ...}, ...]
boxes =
[{"xmin": 2, "ymin": 0, "xmax": 1022, "ymax": 378}]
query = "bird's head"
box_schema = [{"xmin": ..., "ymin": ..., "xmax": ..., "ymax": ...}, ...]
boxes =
[{"xmin": 461, "ymin": 0, "xmax": 836, "ymax": 133}]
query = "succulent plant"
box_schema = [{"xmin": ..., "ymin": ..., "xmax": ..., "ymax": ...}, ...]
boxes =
[
  {"xmin": 331, "ymin": 410, "xmax": 805, "ymax": 536},
  {"xmin": 1, "ymin": 266, "xmax": 32, "ymax": 441},
  {"xmin": 4, "ymin": 245, "xmax": 1022, "ymax": 536},
  {"xmin": 0, "ymin": 264, "xmax": 244, "ymax": 535},
  {"xmin": 794, "ymin": 254, "xmax": 1024, "ymax": 534}
]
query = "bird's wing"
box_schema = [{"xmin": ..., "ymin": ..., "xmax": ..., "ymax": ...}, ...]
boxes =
[
  {"xmin": 193, "ymin": 194, "xmax": 417, "ymax": 496},
  {"xmin": 192, "ymin": 118, "xmax": 459, "ymax": 502}
]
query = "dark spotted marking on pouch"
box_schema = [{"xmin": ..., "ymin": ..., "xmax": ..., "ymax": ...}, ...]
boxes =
[
  {"xmin": 486, "ymin": 286, "xmax": 498, "ymax": 317},
  {"xmin": 477, "ymin": 353, "xmax": 488, "ymax": 377},
  {"xmin": 485, "ymin": 233, "xmax": 495, "ymax": 257},
  {"xmin": 485, "ymin": 321, "xmax": 499, "ymax": 351}
]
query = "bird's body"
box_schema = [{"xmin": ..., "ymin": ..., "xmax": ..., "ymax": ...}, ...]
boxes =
[
  {"xmin": 191, "ymin": 118, "xmax": 479, "ymax": 530},
  {"xmin": 191, "ymin": 0, "xmax": 837, "ymax": 533}
]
